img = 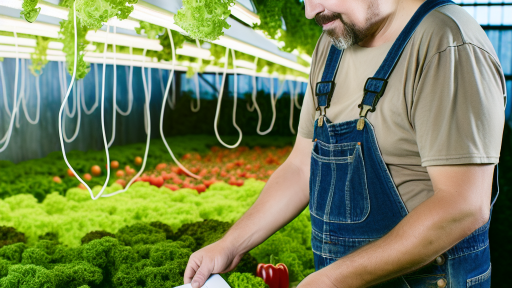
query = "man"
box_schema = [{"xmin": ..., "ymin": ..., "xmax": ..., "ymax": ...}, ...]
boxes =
[{"xmin": 184, "ymin": 0, "xmax": 506, "ymax": 287}]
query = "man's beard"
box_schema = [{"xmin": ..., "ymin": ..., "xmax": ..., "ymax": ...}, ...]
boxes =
[{"xmin": 315, "ymin": 12, "xmax": 372, "ymax": 50}]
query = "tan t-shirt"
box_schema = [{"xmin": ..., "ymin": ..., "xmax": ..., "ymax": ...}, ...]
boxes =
[{"xmin": 298, "ymin": 5, "xmax": 506, "ymax": 211}]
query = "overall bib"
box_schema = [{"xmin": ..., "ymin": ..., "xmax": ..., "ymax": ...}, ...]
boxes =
[{"xmin": 309, "ymin": 0, "xmax": 499, "ymax": 287}]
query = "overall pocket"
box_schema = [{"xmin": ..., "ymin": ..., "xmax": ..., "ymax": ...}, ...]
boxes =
[{"xmin": 309, "ymin": 140, "xmax": 370, "ymax": 223}]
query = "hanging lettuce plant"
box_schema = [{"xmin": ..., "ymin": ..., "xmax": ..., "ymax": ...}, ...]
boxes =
[
  {"xmin": 59, "ymin": 7, "xmax": 90, "ymax": 79},
  {"xmin": 29, "ymin": 36, "xmax": 50, "ymax": 76},
  {"xmin": 174, "ymin": 0, "xmax": 235, "ymax": 41},
  {"xmin": 20, "ymin": 0, "xmax": 41, "ymax": 23},
  {"xmin": 74, "ymin": 0, "xmax": 138, "ymax": 30},
  {"xmin": 135, "ymin": 21, "xmax": 165, "ymax": 40}
]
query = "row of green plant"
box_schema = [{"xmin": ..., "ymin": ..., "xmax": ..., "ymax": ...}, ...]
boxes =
[
  {"xmin": 17, "ymin": 0, "xmax": 317, "ymax": 78},
  {"xmin": 0, "ymin": 180, "xmax": 315, "ymax": 284}
]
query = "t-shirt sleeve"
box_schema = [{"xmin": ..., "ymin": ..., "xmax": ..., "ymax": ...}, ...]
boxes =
[
  {"xmin": 412, "ymin": 43, "xmax": 506, "ymax": 166},
  {"xmin": 297, "ymin": 80, "xmax": 316, "ymax": 140}
]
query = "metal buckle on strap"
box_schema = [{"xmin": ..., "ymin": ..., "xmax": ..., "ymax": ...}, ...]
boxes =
[{"xmin": 315, "ymin": 81, "xmax": 336, "ymax": 109}]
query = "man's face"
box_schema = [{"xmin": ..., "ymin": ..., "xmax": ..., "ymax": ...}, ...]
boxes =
[{"xmin": 305, "ymin": 0, "xmax": 381, "ymax": 49}]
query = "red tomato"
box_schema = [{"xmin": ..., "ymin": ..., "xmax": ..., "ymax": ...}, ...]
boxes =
[
  {"xmin": 164, "ymin": 184, "xmax": 180, "ymax": 191},
  {"xmin": 172, "ymin": 178, "xmax": 183, "ymax": 185},
  {"xmin": 111, "ymin": 160, "xmax": 119, "ymax": 169},
  {"xmin": 211, "ymin": 167, "xmax": 220, "ymax": 174},
  {"xmin": 220, "ymin": 171, "xmax": 228, "ymax": 177},
  {"xmin": 156, "ymin": 163, "xmax": 167, "ymax": 170},
  {"xmin": 149, "ymin": 176, "xmax": 164, "ymax": 188},
  {"xmin": 52, "ymin": 176, "xmax": 62, "ymax": 184},
  {"xmin": 116, "ymin": 170, "xmax": 125, "ymax": 177},
  {"xmin": 91, "ymin": 165, "xmax": 101, "ymax": 176},
  {"xmin": 228, "ymin": 177, "xmax": 237, "ymax": 186},
  {"xmin": 83, "ymin": 173, "xmax": 92, "ymax": 181},
  {"xmin": 67, "ymin": 169, "xmax": 75, "ymax": 177},
  {"xmin": 140, "ymin": 175, "xmax": 150, "ymax": 182},
  {"xmin": 245, "ymin": 164, "xmax": 252, "ymax": 171},
  {"xmin": 190, "ymin": 167, "xmax": 199, "ymax": 174},
  {"xmin": 78, "ymin": 183, "xmax": 87, "ymax": 190},
  {"xmin": 134, "ymin": 156, "xmax": 143, "ymax": 166},
  {"xmin": 182, "ymin": 153, "xmax": 191, "ymax": 160},
  {"xmin": 115, "ymin": 179, "xmax": 126, "ymax": 188},
  {"xmin": 235, "ymin": 179, "xmax": 244, "ymax": 187},
  {"xmin": 195, "ymin": 184, "xmax": 206, "ymax": 193},
  {"xmin": 199, "ymin": 169, "xmax": 208, "ymax": 177},
  {"xmin": 162, "ymin": 172, "xmax": 173, "ymax": 180}
]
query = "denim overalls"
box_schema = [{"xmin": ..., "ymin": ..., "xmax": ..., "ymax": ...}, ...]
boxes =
[{"xmin": 310, "ymin": 0, "xmax": 499, "ymax": 287}]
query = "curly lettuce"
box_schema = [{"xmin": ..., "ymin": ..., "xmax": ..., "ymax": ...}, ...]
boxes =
[
  {"xmin": 174, "ymin": 0, "xmax": 235, "ymax": 41},
  {"xmin": 20, "ymin": 0, "xmax": 41, "ymax": 23},
  {"xmin": 29, "ymin": 36, "xmax": 50, "ymax": 76}
]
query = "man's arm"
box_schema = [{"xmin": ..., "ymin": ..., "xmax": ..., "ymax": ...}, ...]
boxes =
[
  {"xmin": 299, "ymin": 164, "xmax": 494, "ymax": 288},
  {"xmin": 184, "ymin": 135, "xmax": 313, "ymax": 288}
]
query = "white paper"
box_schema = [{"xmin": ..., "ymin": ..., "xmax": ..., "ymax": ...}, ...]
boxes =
[{"xmin": 174, "ymin": 274, "xmax": 231, "ymax": 288}]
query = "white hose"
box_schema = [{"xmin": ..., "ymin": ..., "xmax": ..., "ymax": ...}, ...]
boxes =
[
  {"xmin": 255, "ymin": 77, "xmax": 277, "ymax": 135},
  {"xmin": 60, "ymin": 61, "xmax": 77, "ymax": 118},
  {"xmin": 167, "ymin": 70, "xmax": 176, "ymax": 109},
  {"xmin": 101, "ymin": 48, "xmax": 153, "ymax": 197},
  {"xmin": 246, "ymin": 57, "xmax": 258, "ymax": 112},
  {"xmin": 294, "ymin": 81, "xmax": 302, "ymax": 109},
  {"xmin": 190, "ymin": 72, "xmax": 200, "ymax": 112},
  {"xmin": 21, "ymin": 71, "xmax": 41, "ymax": 125},
  {"xmin": 81, "ymin": 64, "xmax": 99, "ymax": 115},
  {"xmin": 15, "ymin": 59, "xmax": 26, "ymax": 128},
  {"xmin": 159, "ymin": 28, "xmax": 199, "ymax": 179},
  {"xmin": 213, "ymin": 48, "xmax": 243, "ymax": 149},
  {"xmin": 118, "ymin": 49, "xmax": 134, "ymax": 116},
  {"xmin": 0, "ymin": 29, "xmax": 19, "ymax": 152},
  {"xmin": 62, "ymin": 79, "xmax": 81, "ymax": 143},
  {"xmin": 143, "ymin": 67, "xmax": 152, "ymax": 135},
  {"xmin": 0, "ymin": 62, "xmax": 10, "ymax": 117},
  {"xmin": 107, "ymin": 25, "xmax": 117, "ymax": 148},
  {"xmin": 58, "ymin": 3, "xmax": 111, "ymax": 200},
  {"xmin": 288, "ymin": 80, "xmax": 296, "ymax": 135}
]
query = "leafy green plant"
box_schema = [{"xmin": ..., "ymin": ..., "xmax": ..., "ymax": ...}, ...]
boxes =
[
  {"xmin": 135, "ymin": 21, "xmax": 165, "ymax": 40},
  {"xmin": 174, "ymin": 0, "xmax": 235, "ymax": 41},
  {"xmin": 29, "ymin": 36, "xmax": 50, "ymax": 76},
  {"xmin": 20, "ymin": 0, "xmax": 41, "ymax": 23},
  {"xmin": 59, "ymin": 7, "xmax": 90, "ymax": 79},
  {"xmin": 74, "ymin": 0, "xmax": 138, "ymax": 30}
]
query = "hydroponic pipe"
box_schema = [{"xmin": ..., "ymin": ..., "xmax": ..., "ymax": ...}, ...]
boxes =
[
  {"xmin": 143, "ymin": 67, "xmax": 152, "ymax": 135},
  {"xmin": 58, "ymin": 3, "xmax": 111, "ymax": 200},
  {"xmin": 159, "ymin": 27, "xmax": 200, "ymax": 180},
  {"xmin": 0, "ymin": 62, "xmax": 9, "ymax": 117},
  {"xmin": 294, "ymin": 81, "xmax": 302, "ymax": 109},
  {"xmin": 82, "ymin": 65, "xmax": 99, "ymax": 115},
  {"xmin": 214, "ymin": 47, "xmax": 243, "ymax": 149},
  {"xmin": 118, "ymin": 59, "xmax": 134, "ymax": 116},
  {"xmin": 15, "ymin": 59, "xmax": 27, "ymax": 128},
  {"xmin": 108, "ymin": 25, "xmax": 118, "ymax": 148},
  {"xmin": 101, "ymin": 48, "xmax": 153, "ymax": 198},
  {"xmin": 0, "ymin": 30, "xmax": 20, "ymax": 153},
  {"xmin": 191, "ymin": 72, "xmax": 201, "ymax": 112},
  {"xmin": 62, "ymin": 80, "xmax": 82, "ymax": 143},
  {"xmin": 255, "ymin": 76, "xmax": 277, "ymax": 136},
  {"xmin": 246, "ymin": 57, "xmax": 258, "ymax": 112},
  {"xmin": 22, "ymin": 72, "xmax": 41, "ymax": 125},
  {"xmin": 59, "ymin": 61, "xmax": 77, "ymax": 119}
]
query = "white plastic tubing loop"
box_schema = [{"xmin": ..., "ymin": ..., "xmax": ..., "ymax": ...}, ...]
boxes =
[
  {"xmin": 58, "ymin": 2, "xmax": 111, "ymax": 200},
  {"xmin": 159, "ymin": 67, "xmax": 176, "ymax": 110},
  {"xmin": 118, "ymin": 47, "xmax": 134, "ymax": 116},
  {"xmin": 107, "ymin": 25, "xmax": 118, "ymax": 148},
  {"xmin": 82, "ymin": 64, "xmax": 99, "ymax": 115},
  {"xmin": 255, "ymin": 76, "xmax": 277, "ymax": 135},
  {"xmin": 246, "ymin": 57, "xmax": 258, "ymax": 112},
  {"xmin": 15, "ymin": 59, "xmax": 26, "ymax": 128},
  {"xmin": 0, "ymin": 29, "xmax": 19, "ymax": 152},
  {"xmin": 159, "ymin": 28, "xmax": 200, "ymax": 179},
  {"xmin": 213, "ymin": 48, "xmax": 243, "ymax": 149},
  {"xmin": 101, "ymin": 48, "xmax": 153, "ymax": 197},
  {"xmin": 288, "ymin": 80, "xmax": 296, "ymax": 135},
  {"xmin": 294, "ymin": 81, "xmax": 302, "ymax": 109},
  {"xmin": 143, "ymin": 67, "xmax": 152, "ymax": 135},
  {"xmin": 62, "ymin": 73, "xmax": 82, "ymax": 143},
  {"xmin": 191, "ymin": 72, "xmax": 200, "ymax": 112},
  {"xmin": 21, "ymin": 61, "xmax": 41, "ymax": 125},
  {"xmin": 59, "ymin": 61, "xmax": 77, "ymax": 118},
  {"xmin": 0, "ymin": 61, "xmax": 10, "ymax": 117}
]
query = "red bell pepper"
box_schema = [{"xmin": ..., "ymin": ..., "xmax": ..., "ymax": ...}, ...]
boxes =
[{"xmin": 256, "ymin": 260, "xmax": 289, "ymax": 288}]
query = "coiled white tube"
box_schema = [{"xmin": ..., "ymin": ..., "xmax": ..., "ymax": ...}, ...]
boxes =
[
  {"xmin": 159, "ymin": 28, "xmax": 199, "ymax": 179},
  {"xmin": 81, "ymin": 64, "xmax": 99, "ymax": 115},
  {"xmin": 0, "ymin": 30, "xmax": 19, "ymax": 152},
  {"xmin": 101, "ymin": 48, "xmax": 153, "ymax": 198},
  {"xmin": 294, "ymin": 81, "xmax": 302, "ymax": 109},
  {"xmin": 107, "ymin": 25, "xmax": 118, "ymax": 148},
  {"xmin": 15, "ymin": 59, "xmax": 27, "ymax": 128},
  {"xmin": 0, "ymin": 62, "xmax": 10, "ymax": 117},
  {"xmin": 213, "ymin": 48, "xmax": 243, "ymax": 149},
  {"xmin": 288, "ymin": 80, "xmax": 296, "ymax": 135},
  {"xmin": 255, "ymin": 77, "xmax": 277, "ymax": 135},
  {"xmin": 22, "ymin": 70, "xmax": 41, "ymax": 125},
  {"xmin": 190, "ymin": 72, "xmax": 200, "ymax": 112},
  {"xmin": 59, "ymin": 61, "xmax": 77, "ymax": 118},
  {"xmin": 246, "ymin": 57, "xmax": 258, "ymax": 112},
  {"xmin": 118, "ymin": 55, "xmax": 134, "ymax": 116},
  {"xmin": 160, "ymin": 68, "xmax": 176, "ymax": 110},
  {"xmin": 58, "ymin": 3, "xmax": 111, "ymax": 200},
  {"xmin": 143, "ymin": 67, "xmax": 152, "ymax": 135},
  {"xmin": 62, "ymin": 79, "xmax": 81, "ymax": 143}
]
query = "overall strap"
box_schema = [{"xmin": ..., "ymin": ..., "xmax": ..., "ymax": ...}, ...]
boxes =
[
  {"xmin": 315, "ymin": 45, "xmax": 343, "ymax": 126},
  {"xmin": 357, "ymin": 0, "xmax": 455, "ymax": 130}
]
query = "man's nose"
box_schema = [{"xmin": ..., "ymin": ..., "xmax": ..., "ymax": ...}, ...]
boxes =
[{"xmin": 305, "ymin": 0, "xmax": 325, "ymax": 20}]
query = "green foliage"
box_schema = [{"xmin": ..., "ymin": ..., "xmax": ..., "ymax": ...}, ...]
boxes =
[
  {"xmin": 253, "ymin": 0, "xmax": 322, "ymax": 55},
  {"xmin": 172, "ymin": 219, "xmax": 232, "ymax": 251},
  {"xmin": 74, "ymin": 0, "xmax": 138, "ymax": 30},
  {"xmin": 0, "ymin": 226, "xmax": 26, "ymax": 249},
  {"xmin": 174, "ymin": 0, "xmax": 235, "ymax": 41},
  {"xmin": 117, "ymin": 223, "xmax": 166, "ymax": 246},
  {"xmin": 80, "ymin": 231, "xmax": 115, "ymax": 245},
  {"xmin": 226, "ymin": 272, "xmax": 269, "ymax": 288},
  {"xmin": 59, "ymin": 7, "xmax": 90, "ymax": 79},
  {"xmin": 21, "ymin": 0, "xmax": 41, "ymax": 23},
  {"xmin": 29, "ymin": 36, "xmax": 50, "ymax": 76},
  {"xmin": 135, "ymin": 21, "xmax": 165, "ymax": 40}
]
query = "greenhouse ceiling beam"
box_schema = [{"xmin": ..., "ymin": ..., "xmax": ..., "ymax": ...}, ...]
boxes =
[
  {"xmin": 0, "ymin": 0, "xmax": 68, "ymax": 20},
  {"xmin": 0, "ymin": 15, "xmax": 60, "ymax": 38},
  {"xmin": 230, "ymin": 2, "xmax": 260, "ymax": 26}
]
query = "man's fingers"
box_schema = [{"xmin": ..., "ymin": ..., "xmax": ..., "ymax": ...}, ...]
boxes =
[
  {"xmin": 191, "ymin": 261, "xmax": 215, "ymax": 288},
  {"xmin": 184, "ymin": 256, "xmax": 201, "ymax": 284}
]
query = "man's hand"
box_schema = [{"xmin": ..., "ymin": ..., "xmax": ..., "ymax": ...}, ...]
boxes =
[
  {"xmin": 183, "ymin": 135, "xmax": 313, "ymax": 287},
  {"xmin": 184, "ymin": 240, "xmax": 243, "ymax": 288}
]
